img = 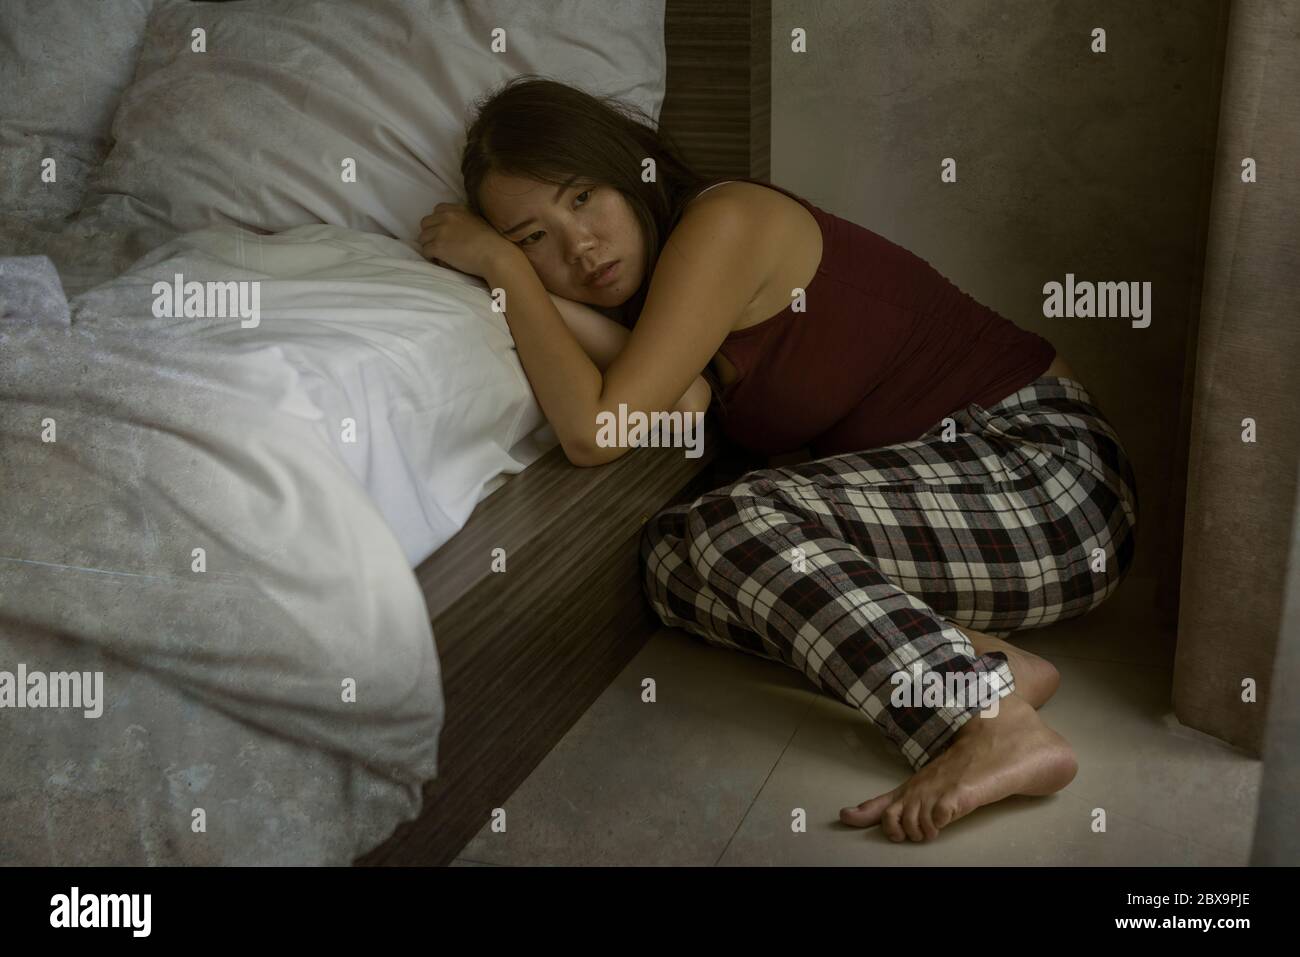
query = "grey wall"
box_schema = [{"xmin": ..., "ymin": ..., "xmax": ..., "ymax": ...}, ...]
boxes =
[{"xmin": 770, "ymin": 0, "xmax": 1227, "ymax": 630}]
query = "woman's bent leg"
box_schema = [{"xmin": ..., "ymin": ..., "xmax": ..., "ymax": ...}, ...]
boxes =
[
  {"xmin": 641, "ymin": 476, "xmax": 1018, "ymax": 772},
  {"xmin": 640, "ymin": 375, "xmax": 1138, "ymax": 772}
]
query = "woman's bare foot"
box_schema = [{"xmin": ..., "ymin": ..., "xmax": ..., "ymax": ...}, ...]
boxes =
[
  {"xmin": 840, "ymin": 693, "xmax": 1077, "ymax": 842},
  {"xmin": 952, "ymin": 623, "xmax": 1061, "ymax": 709}
]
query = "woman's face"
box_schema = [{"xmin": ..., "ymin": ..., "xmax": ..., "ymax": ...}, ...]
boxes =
[{"xmin": 477, "ymin": 170, "xmax": 644, "ymax": 306}]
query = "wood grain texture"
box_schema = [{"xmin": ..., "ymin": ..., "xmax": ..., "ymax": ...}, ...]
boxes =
[
  {"xmin": 659, "ymin": 0, "xmax": 770, "ymax": 180},
  {"xmin": 750, "ymin": 0, "xmax": 771, "ymax": 178}
]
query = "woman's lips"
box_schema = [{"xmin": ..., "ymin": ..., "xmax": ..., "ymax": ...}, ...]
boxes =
[{"xmin": 588, "ymin": 261, "xmax": 620, "ymax": 287}]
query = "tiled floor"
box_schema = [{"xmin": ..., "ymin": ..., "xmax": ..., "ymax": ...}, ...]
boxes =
[{"xmin": 453, "ymin": 576, "xmax": 1261, "ymax": 866}]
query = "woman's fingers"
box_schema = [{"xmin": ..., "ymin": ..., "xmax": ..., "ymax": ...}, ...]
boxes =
[
  {"xmin": 420, "ymin": 204, "xmax": 455, "ymax": 228},
  {"xmin": 420, "ymin": 205, "xmax": 468, "ymax": 265}
]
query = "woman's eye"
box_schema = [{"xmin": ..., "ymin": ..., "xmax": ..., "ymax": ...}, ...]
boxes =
[{"xmin": 518, "ymin": 188, "xmax": 592, "ymax": 247}]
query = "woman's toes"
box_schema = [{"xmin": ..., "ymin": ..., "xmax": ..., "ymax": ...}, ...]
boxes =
[
  {"xmin": 932, "ymin": 796, "xmax": 959, "ymax": 829},
  {"xmin": 882, "ymin": 801, "xmax": 907, "ymax": 842},
  {"xmin": 850, "ymin": 784, "xmax": 956, "ymax": 842},
  {"xmin": 840, "ymin": 789, "xmax": 896, "ymax": 828},
  {"xmin": 902, "ymin": 800, "xmax": 925, "ymax": 842},
  {"xmin": 919, "ymin": 800, "xmax": 940, "ymax": 840}
]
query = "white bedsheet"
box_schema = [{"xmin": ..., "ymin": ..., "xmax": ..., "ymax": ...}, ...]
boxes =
[{"xmin": 69, "ymin": 223, "xmax": 559, "ymax": 567}]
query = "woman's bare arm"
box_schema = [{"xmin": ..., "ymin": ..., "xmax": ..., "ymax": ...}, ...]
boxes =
[{"xmin": 547, "ymin": 293, "xmax": 711, "ymax": 415}]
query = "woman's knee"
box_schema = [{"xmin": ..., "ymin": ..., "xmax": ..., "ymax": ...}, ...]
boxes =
[
  {"xmin": 640, "ymin": 503, "xmax": 692, "ymax": 581},
  {"xmin": 680, "ymin": 483, "xmax": 767, "ymax": 565},
  {"xmin": 652, "ymin": 471, "xmax": 812, "ymax": 585}
]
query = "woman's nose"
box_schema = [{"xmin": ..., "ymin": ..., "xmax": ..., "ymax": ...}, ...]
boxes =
[{"xmin": 566, "ymin": 233, "xmax": 596, "ymax": 261}]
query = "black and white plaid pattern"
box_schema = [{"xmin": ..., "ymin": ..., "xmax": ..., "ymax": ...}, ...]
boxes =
[{"xmin": 639, "ymin": 375, "xmax": 1139, "ymax": 770}]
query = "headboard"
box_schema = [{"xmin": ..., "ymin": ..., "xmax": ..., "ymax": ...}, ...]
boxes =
[{"xmin": 659, "ymin": 0, "xmax": 771, "ymax": 180}]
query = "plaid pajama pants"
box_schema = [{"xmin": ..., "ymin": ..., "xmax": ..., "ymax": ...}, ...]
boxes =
[{"xmin": 639, "ymin": 375, "xmax": 1139, "ymax": 770}]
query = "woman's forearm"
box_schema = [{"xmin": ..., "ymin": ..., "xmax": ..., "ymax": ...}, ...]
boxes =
[
  {"xmin": 482, "ymin": 247, "xmax": 604, "ymax": 463},
  {"xmin": 549, "ymin": 293, "xmax": 710, "ymax": 414},
  {"xmin": 677, "ymin": 369, "xmax": 712, "ymax": 415}
]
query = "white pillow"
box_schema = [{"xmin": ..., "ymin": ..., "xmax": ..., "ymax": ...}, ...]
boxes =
[
  {"xmin": 84, "ymin": 0, "xmax": 667, "ymax": 240},
  {"xmin": 0, "ymin": 0, "xmax": 164, "ymax": 224}
]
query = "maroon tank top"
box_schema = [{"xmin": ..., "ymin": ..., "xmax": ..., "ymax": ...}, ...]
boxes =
[{"xmin": 692, "ymin": 178, "xmax": 1057, "ymax": 458}]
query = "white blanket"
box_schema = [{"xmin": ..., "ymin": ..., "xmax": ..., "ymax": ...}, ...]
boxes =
[
  {"xmin": 0, "ymin": 312, "xmax": 439, "ymax": 862},
  {"xmin": 0, "ymin": 226, "xmax": 556, "ymax": 863}
]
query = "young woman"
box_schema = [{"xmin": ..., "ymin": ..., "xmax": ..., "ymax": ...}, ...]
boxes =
[{"xmin": 419, "ymin": 76, "xmax": 1139, "ymax": 844}]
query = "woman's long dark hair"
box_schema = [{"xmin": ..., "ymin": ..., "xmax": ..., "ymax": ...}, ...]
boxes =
[{"xmin": 461, "ymin": 74, "xmax": 723, "ymax": 327}]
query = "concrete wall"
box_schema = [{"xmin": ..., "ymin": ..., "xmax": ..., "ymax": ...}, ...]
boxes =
[{"xmin": 771, "ymin": 0, "xmax": 1227, "ymax": 625}]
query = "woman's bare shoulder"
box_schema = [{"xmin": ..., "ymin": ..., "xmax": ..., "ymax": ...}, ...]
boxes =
[
  {"xmin": 684, "ymin": 182, "xmax": 812, "ymax": 252},
  {"xmin": 678, "ymin": 182, "xmax": 805, "ymax": 291},
  {"xmin": 679, "ymin": 182, "xmax": 821, "ymax": 331},
  {"xmin": 684, "ymin": 180, "xmax": 790, "ymax": 218}
]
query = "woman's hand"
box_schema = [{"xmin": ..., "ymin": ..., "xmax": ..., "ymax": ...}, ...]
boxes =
[{"xmin": 418, "ymin": 203, "xmax": 516, "ymax": 278}]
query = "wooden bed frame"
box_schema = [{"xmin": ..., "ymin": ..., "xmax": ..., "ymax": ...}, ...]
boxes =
[{"xmin": 355, "ymin": 0, "xmax": 773, "ymax": 865}]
